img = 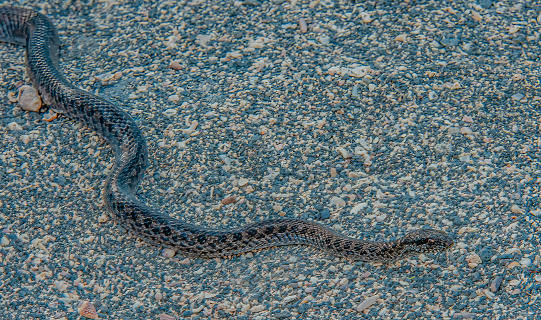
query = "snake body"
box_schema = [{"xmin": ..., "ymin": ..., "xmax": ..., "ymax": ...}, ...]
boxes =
[{"xmin": 0, "ymin": 7, "xmax": 453, "ymax": 262}]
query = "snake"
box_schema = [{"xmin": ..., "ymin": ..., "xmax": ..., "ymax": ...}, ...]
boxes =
[{"xmin": 0, "ymin": 6, "xmax": 453, "ymax": 262}]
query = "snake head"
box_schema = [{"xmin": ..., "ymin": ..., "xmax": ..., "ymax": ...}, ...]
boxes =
[{"xmin": 398, "ymin": 229, "xmax": 454, "ymax": 255}]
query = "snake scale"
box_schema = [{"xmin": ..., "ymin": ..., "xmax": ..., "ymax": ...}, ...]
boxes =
[{"xmin": 0, "ymin": 7, "xmax": 453, "ymax": 262}]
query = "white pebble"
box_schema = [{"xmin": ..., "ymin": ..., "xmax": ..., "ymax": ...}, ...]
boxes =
[
  {"xmin": 466, "ymin": 253, "xmax": 482, "ymax": 268},
  {"xmin": 350, "ymin": 203, "xmax": 368, "ymax": 214},
  {"xmin": 162, "ymin": 248, "xmax": 176, "ymax": 258},
  {"xmin": 510, "ymin": 205, "xmax": 524, "ymax": 214},
  {"xmin": 168, "ymin": 94, "xmax": 180, "ymax": 102},
  {"xmin": 238, "ymin": 178, "xmax": 249, "ymax": 187},
  {"xmin": 299, "ymin": 18, "xmax": 308, "ymax": 33},
  {"xmin": 460, "ymin": 127, "xmax": 473, "ymax": 135},
  {"xmin": 330, "ymin": 196, "xmax": 346, "ymax": 207},
  {"xmin": 7, "ymin": 122, "xmax": 22, "ymax": 131},
  {"xmin": 282, "ymin": 295, "xmax": 297, "ymax": 304},
  {"xmin": 519, "ymin": 258, "xmax": 532, "ymax": 267},
  {"xmin": 1, "ymin": 236, "xmax": 9, "ymax": 246},
  {"xmin": 356, "ymin": 295, "xmax": 379, "ymax": 312},
  {"xmin": 163, "ymin": 108, "xmax": 178, "ymax": 117},
  {"xmin": 18, "ymin": 85, "xmax": 42, "ymax": 112}
]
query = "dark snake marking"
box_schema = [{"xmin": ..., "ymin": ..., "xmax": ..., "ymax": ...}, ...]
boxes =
[{"xmin": 0, "ymin": 7, "xmax": 453, "ymax": 262}]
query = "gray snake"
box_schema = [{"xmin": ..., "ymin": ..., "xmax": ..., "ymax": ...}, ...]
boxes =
[{"xmin": 0, "ymin": 7, "xmax": 453, "ymax": 262}]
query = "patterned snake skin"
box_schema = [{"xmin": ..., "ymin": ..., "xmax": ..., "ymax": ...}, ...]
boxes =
[{"xmin": 0, "ymin": 7, "xmax": 453, "ymax": 262}]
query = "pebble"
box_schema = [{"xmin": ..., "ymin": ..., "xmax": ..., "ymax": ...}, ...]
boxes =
[
  {"xmin": 221, "ymin": 196, "xmax": 236, "ymax": 205},
  {"xmin": 1, "ymin": 236, "xmax": 10, "ymax": 246},
  {"xmin": 466, "ymin": 253, "xmax": 482, "ymax": 268},
  {"xmin": 510, "ymin": 205, "xmax": 524, "ymax": 214},
  {"xmin": 298, "ymin": 18, "xmax": 307, "ymax": 33},
  {"xmin": 356, "ymin": 294, "xmax": 379, "ymax": 312},
  {"xmin": 519, "ymin": 257, "xmax": 532, "ymax": 266},
  {"xmin": 18, "ymin": 85, "xmax": 42, "ymax": 112},
  {"xmin": 238, "ymin": 178, "xmax": 249, "ymax": 187},
  {"xmin": 460, "ymin": 127, "xmax": 473, "ymax": 135},
  {"xmin": 329, "ymin": 196, "xmax": 346, "ymax": 207},
  {"xmin": 78, "ymin": 301, "xmax": 98, "ymax": 319},
  {"xmin": 162, "ymin": 248, "xmax": 176, "ymax": 258},
  {"xmin": 350, "ymin": 202, "xmax": 368, "ymax": 214},
  {"xmin": 169, "ymin": 61, "xmax": 182, "ymax": 70},
  {"xmin": 159, "ymin": 313, "xmax": 178, "ymax": 320},
  {"xmin": 7, "ymin": 122, "xmax": 22, "ymax": 131},
  {"xmin": 163, "ymin": 108, "xmax": 177, "ymax": 117},
  {"xmin": 319, "ymin": 209, "xmax": 330, "ymax": 220},
  {"xmin": 511, "ymin": 93, "xmax": 524, "ymax": 101},
  {"xmin": 42, "ymin": 109, "xmax": 58, "ymax": 121},
  {"xmin": 395, "ymin": 34, "xmax": 407, "ymax": 42},
  {"xmin": 490, "ymin": 276, "xmax": 504, "ymax": 292}
]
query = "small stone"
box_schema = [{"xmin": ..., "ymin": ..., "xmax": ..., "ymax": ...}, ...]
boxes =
[
  {"xmin": 238, "ymin": 178, "xmax": 249, "ymax": 187},
  {"xmin": 7, "ymin": 122, "xmax": 23, "ymax": 131},
  {"xmin": 78, "ymin": 301, "xmax": 98, "ymax": 319},
  {"xmin": 18, "ymin": 85, "xmax": 42, "ymax": 112},
  {"xmin": 299, "ymin": 18, "xmax": 308, "ymax": 33},
  {"xmin": 54, "ymin": 281, "xmax": 69, "ymax": 292},
  {"xmin": 466, "ymin": 253, "xmax": 482, "ymax": 268},
  {"xmin": 1, "ymin": 236, "xmax": 10, "ymax": 246},
  {"xmin": 360, "ymin": 12, "xmax": 372, "ymax": 23},
  {"xmin": 162, "ymin": 248, "xmax": 176, "ymax": 258},
  {"xmin": 159, "ymin": 313, "xmax": 178, "ymax": 320},
  {"xmin": 163, "ymin": 108, "xmax": 178, "ymax": 117},
  {"xmin": 350, "ymin": 202, "xmax": 368, "ymax": 214},
  {"xmin": 330, "ymin": 167, "xmax": 337, "ymax": 178},
  {"xmin": 510, "ymin": 205, "xmax": 524, "ymax": 214},
  {"xmin": 472, "ymin": 11, "xmax": 482, "ymax": 21},
  {"xmin": 490, "ymin": 276, "xmax": 504, "ymax": 292},
  {"xmin": 519, "ymin": 258, "xmax": 532, "ymax": 266},
  {"xmin": 42, "ymin": 109, "xmax": 58, "ymax": 122},
  {"xmin": 395, "ymin": 34, "xmax": 407, "ymax": 42},
  {"xmin": 330, "ymin": 196, "xmax": 346, "ymax": 207},
  {"xmin": 282, "ymin": 295, "xmax": 297, "ymax": 304},
  {"xmin": 319, "ymin": 209, "xmax": 331, "ymax": 220},
  {"xmin": 93, "ymin": 72, "xmax": 115, "ymax": 85},
  {"xmin": 462, "ymin": 115, "xmax": 474, "ymax": 123},
  {"xmin": 221, "ymin": 196, "xmax": 236, "ymax": 205},
  {"xmin": 460, "ymin": 127, "xmax": 473, "ymax": 135},
  {"xmin": 168, "ymin": 94, "xmax": 180, "ymax": 102},
  {"xmin": 169, "ymin": 61, "xmax": 182, "ymax": 70},
  {"xmin": 318, "ymin": 35, "xmax": 330, "ymax": 45},
  {"xmin": 511, "ymin": 73, "xmax": 524, "ymax": 81},
  {"xmin": 483, "ymin": 289, "xmax": 495, "ymax": 300},
  {"xmin": 508, "ymin": 279, "xmax": 520, "ymax": 286},
  {"xmin": 337, "ymin": 147, "xmax": 351, "ymax": 159},
  {"xmin": 356, "ymin": 294, "xmax": 379, "ymax": 312},
  {"xmin": 511, "ymin": 93, "xmax": 524, "ymax": 101}
]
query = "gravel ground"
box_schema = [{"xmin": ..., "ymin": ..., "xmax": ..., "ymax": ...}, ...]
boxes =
[{"xmin": 1, "ymin": 0, "xmax": 541, "ymax": 319}]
